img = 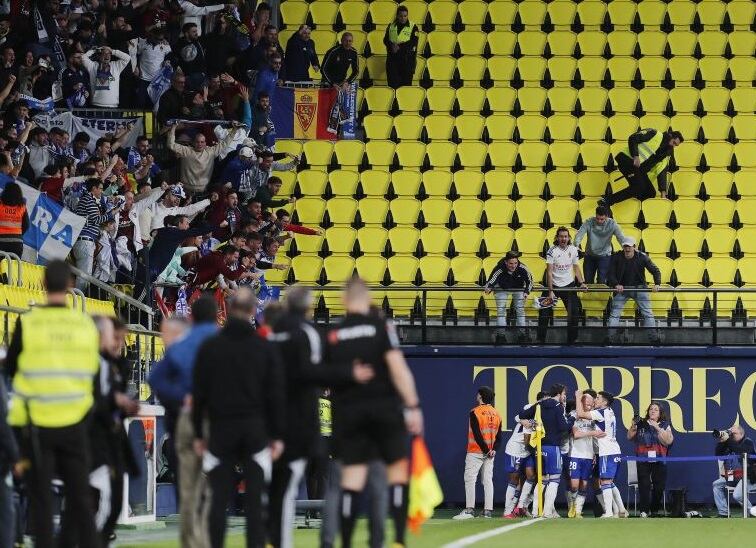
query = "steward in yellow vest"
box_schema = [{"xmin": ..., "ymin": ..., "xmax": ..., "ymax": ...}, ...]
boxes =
[
  {"xmin": 384, "ymin": 6, "xmax": 419, "ymax": 89},
  {"xmin": 603, "ymin": 128, "xmax": 684, "ymax": 208},
  {"xmin": 5, "ymin": 260, "xmax": 101, "ymax": 547}
]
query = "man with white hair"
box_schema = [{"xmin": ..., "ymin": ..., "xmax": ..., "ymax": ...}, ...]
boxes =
[{"xmin": 82, "ymin": 46, "xmax": 131, "ymax": 108}]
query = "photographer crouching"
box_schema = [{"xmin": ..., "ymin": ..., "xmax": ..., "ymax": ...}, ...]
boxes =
[
  {"xmin": 627, "ymin": 402, "xmax": 674, "ymax": 517},
  {"xmin": 712, "ymin": 425, "xmax": 756, "ymax": 517}
]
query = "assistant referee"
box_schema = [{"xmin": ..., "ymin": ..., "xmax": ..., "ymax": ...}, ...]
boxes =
[
  {"xmin": 5, "ymin": 260, "xmax": 101, "ymax": 548},
  {"xmin": 325, "ymin": 278, "xmax": 423, "ymax": 548}
]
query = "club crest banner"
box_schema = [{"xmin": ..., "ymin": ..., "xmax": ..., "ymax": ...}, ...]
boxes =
[{"xmin": 271, "ymin": 85, "xmax": 356, "ymax": 140}]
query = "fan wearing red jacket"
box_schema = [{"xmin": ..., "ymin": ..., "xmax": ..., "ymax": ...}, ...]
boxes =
[{"xmin": 191, "ymin": 245, "xmax": 253, "ymax": 290}]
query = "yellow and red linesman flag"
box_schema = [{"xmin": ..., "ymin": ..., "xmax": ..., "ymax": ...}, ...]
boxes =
[
  {"xmin": 529, "ymin": 404, "xmax": 545, "ymax": 448},
  {"xmin": 407, "ymin": 436, "xmax": 444, "ymax": 533}
]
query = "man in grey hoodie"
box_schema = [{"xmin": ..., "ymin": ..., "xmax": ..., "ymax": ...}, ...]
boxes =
[{"xmin": 574, "ymin": 206, "xmax": 625, "ymax": 284}]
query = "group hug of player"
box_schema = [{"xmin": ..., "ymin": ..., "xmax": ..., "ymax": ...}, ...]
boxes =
[{"xmin": 455, "ymin": 385, "xmax": 628, "ymax": 520}]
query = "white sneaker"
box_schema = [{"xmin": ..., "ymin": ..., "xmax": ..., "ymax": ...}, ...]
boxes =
[
  {"xmin": 600, "ymin": 513, "xmax": 616, "ymax": 519},
  {"xmin": 453, "ymin": 509, "xmax": 475, "ymax": 520}
]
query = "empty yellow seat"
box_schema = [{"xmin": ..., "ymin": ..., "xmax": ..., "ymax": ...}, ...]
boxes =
[
  {"xmin": 421, "ymin": 227, "xmax": 452, "ymax": 255},
  {"xmin": 291, "ymin": 256, "xmax": 323, "ymax": 284},
  {"xmin": 388, "ymin": 227, "xmax": 421, "ymax": 254},
  {"xmin": 356, "ymin": 227, "xmax": 388, "ymax": 254},
  {"xmin": 355, "ymin": 255, "xmax": 387, "ymax": 283},
  {"xmin": 323, "ymin": 227, "xmax": 354, "ymax": 254}
]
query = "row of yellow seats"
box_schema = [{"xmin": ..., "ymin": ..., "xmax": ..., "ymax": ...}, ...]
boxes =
[
  {"xmin": 362, "ymin": 113, "xmax": 755, "ymax": 142},
  {"xmin": 292, "ymin": 194, "xmax": 756, "ymax": 230},
  {"xmin": 280, "ymin": 0, "xmax": 753, "ymax": 31},
  {"xmin": 290, "ymin": 225, "xmax": 749, "ymax": 259},
  {"xmin": 296, "ymin": 140, "xmax": 756, "ymax": 170},
  {"xmin": 287, "ymin": 166, "xmax": 753, "ymax": 201},
  {"xmin": 359, "ymin": 86, "xmax": 754, "ymax": 116}
]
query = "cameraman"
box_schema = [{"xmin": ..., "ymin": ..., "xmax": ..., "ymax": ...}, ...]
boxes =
[
  {"xmin": 712, "ymin": 425, "xmax": 756, "ymax": 517},
  {"xmin": 627, "ymin": 402, "xmax": 674, "ymax": 517}
]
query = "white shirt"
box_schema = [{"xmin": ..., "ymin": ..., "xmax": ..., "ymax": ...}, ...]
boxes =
[
  {"xmin": 590, "ymin": 407, "xmax": 622, "ymax": 456},
  {"xmin": 178, "ymin": 0, "xmax": 225, "ymax": 35},
  {"xmin": 137, "ymin": 38, "xmax": 172, "ymax": 82},
  {"xmin": 571, "ymin": 412, "xmax": 597, "ymax": 459},
  {"xmin": 546, "ymin": 244, "xmax": 579, "ymax": 287},
  {"xmin": 505, "ymin": 404, "xmax": 534, "ymax": 458},
  {"xmin": 82, "ymin": 49, "xmax": 131, "ymax": 107}
]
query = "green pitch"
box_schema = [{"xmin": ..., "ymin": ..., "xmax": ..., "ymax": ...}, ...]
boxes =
[{"xmin": 116, "ymin": 512, "xmax": 756, "ymax": 547}]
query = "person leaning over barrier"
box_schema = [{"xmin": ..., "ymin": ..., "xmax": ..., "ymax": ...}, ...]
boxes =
[
  {"xmin": 605, "ymin": 237, "xmax": 661, "ymax": 344},
  {"xmin": 484, "ymin": 250, "xmax": 532, "ymax": 340}
]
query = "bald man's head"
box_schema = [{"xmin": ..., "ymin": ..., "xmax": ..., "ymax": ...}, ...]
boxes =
[
  {"xmin": 343, "ymin": 277, "xmax": 371, "ymax": 312},
  {"xmin": 161, "ymin": 317, "xmax": 188, "ymax": 347},
  {"xmin": 229, "ymin": 287, "xmax": 257, "ymax": 319}
]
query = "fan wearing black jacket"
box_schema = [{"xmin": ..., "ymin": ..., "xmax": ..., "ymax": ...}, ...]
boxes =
[{"xmin": 484, "ymin": 251, "xmax": 533, "ymax": 331}]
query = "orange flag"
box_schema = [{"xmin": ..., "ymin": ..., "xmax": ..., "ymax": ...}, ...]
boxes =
[{"xmin": 407, "ymin": 437, "xmax": 444, "ymax": 533}]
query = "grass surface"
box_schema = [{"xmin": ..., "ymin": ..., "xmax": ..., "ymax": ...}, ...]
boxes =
[{"xmin": 116, "ymin": 512, "xmax": 756, "ymax": 547}]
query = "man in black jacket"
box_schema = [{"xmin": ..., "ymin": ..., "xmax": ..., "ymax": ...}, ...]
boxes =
[
  {"xmin": 484, "ymin": 250, "xmax": 533, "ymax": 336},
  {"xmin": 322, "ymin": 33, "xmax": 359, "ymax": 90},
  {"xmin": 282, "ymin": 25, "xmax": 320, "ymax": 82},
  {"xmin": 268, "ymin": 286, "xmax": 373, "ymax": 548},
  {"xmin": 193, "ymin": 288, "xmax": 286, "ymax": 548},
  {"xmin": 606, "ymin": 237, "xmax": 661, "ymax": 342},
  {"xmin": 713, "ymin": 426, "xmax": 756, "ymax": 516}
]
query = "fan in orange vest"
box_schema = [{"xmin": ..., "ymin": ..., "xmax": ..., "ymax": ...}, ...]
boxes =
[
  {"xmin": 0, "ymin": 181, "xmax": 29, "ymax": 258},
  {"xmin": 452, "ymin": 386, "xmax": 502, "ymax": 520}
]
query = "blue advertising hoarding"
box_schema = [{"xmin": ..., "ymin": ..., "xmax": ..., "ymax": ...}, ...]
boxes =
[{"xmin": 405, "ymin": 346, "xmax": 756, "ymax": 504}]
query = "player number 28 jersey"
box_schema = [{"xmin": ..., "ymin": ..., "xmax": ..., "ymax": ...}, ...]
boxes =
[{"xmin": 570, "ymin": 413, "xmax": 596, "ymax": 459}]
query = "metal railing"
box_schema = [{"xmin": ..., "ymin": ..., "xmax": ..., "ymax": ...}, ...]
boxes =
[{"xmin": 270, "ymin": 284, "xmax": 756, "ymax": 346}]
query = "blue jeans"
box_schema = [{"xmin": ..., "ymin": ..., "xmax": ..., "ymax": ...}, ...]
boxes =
[
  {"xmin": 583, "ymin": 254, "xmax": 611, "ymax": 284},
  {"xmin": 608, "ymin": 290, "xmax": 655, "ymax": 328},
  {"xmin": 494, "ymin": 290, "xmax": 526, "ymax": 327},
  {"xmin": 713, "ymin": 476, "xmax": 756, "ymax": 516},
  {"xmin": 732, "ymin": 479, "xmax": 756, "ymax": 511}
]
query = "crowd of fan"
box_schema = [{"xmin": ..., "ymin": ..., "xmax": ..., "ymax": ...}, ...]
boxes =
[{"xmin": 0, "ymin": 1, "xmax": 365, "ymax": 303}]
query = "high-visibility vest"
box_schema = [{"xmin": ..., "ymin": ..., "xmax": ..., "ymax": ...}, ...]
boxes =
[
  {"xmin": 623, "ymin": 129, "xmax": 669, "ymax": 183},
  {"xmin": 8, "ymin": 306, "xmax": 100, "ymax": 428},
  {"xmin": 0, "ymin": 203, "xmax": 25, "ymax": 236},
  {"xmin": 388, "ymin": 21, "xmax": 416, "ymax": 45},
  {"xmin": 467, "ymin": 404, "xmax": 502, "ymax": 454},
  {"xmin": 319, "ymin": 397, "xmax": 332, "ymax": 436}
]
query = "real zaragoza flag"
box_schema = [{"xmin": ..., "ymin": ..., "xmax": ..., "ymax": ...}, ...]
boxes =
[
  {"xmin": 271, "ymin": 86, "xmax": 341, "ymax": 139},
  {"xmin": 407, "ymin": 436, "xmax": 443, "ymax": 533}
]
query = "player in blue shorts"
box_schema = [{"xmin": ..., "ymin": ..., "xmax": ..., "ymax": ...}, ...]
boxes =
[
  {"xmin": 508, "ymin": 392, "xmax": 547, "ymax": 518},
  {"xmin": 568, "ymin": 389, "xmax": 606, "ymax": 518},
  {"xmin": 576, "ymin": 389, "xmax": 628, "ymax": 518}
]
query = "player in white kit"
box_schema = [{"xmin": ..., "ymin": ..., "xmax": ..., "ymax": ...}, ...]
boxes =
[{"xmin": 567, "ymin": 390, "xmax": 606, "ymax": 518}]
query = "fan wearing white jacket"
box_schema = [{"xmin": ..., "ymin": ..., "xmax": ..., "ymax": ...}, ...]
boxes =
[
  {"xmin": 82, "ymin": 47, "xmax": 131, "ymax": 107},
  {"xmin": 140, "ymin": 185, "xmax": 213, "ymax": 243},
  {"xmin": 113, "ymin": 186, "xmax": 166, "ymax": 253}
]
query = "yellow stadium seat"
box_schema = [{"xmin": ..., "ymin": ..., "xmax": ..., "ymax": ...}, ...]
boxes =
[
  {"xmin": 427, "ymin": 30, "xmax": 457, "ymax": 56},
  {"xmin": 364, "ymin": 88, "xmax": 394, "ymax": 113},
  {"xmin": 729, "ymin": 58, "xmax": 756, "ymax": 84},
  {"xmin": 425, "ymin": 114, "xmax": 455, "ymax": 141},
  {"xmin": 516, "ymin": 114, "xmax": 547, "ymax": 142},
  {"xmin": 363, "ymin": 114, "xmax": 392, "ymax": 140},
  {"xmin": 518, "ymin": 0, "xmax": 547, "ymax": 26},
  {"xmin": 674, "ymin": 257, "xmax": 706, "ymax": 285},
  {"xmin": 401, "ymin": 0, "xmax": 428, "ymax": 25},
  {"xmin": 454, "ymin": 171, "xmax": 484, "ymax": 197},
  {"xmin": 458, "ymin": 30, "xmax": 487, "ymax": 55},
  {"xmin": 294, "ymin": 198, "xmax": 326, "ymax": 225},
  {"xmin": 576, "ymin": 115, "xmax": 608, "ymax": 141},
  {"xmin": 298, "ymin": 170, "xmax": 328, "ymax": 197},
  {"xmin": 486, "ymin": 88, "xmax": 517, "ymax": 112},
  {"xmin": 487, "ymin": 58, "xmax": 518, "ymax": 83},
  {"xmin": 338, "ymin": 1, "xmax": 368, "ymax": 28},
  {"xmin": 518, "ymin": 87, "xmax": 547, "ymax": 114},
  {"xmin": 323, "ymin": 256, "xmax": 355, "ymax": 283},
  {"xmin": 392, "ymin": 170, "xmax": 421, "ymax": 196},
  {"xmin": 483, "ymin": 227, "xmax": 515, "ymax": 255},
  {"xmin": 457, "ymin": 56, "xmax": 487, "ymax": 83},
  {"xmin": 426, "ymin": 142, "xmax": 456, "ymax": 169},
  {"xmin": 388, "ymin": 227, "xmax": 421, "ymax": 254},
  {"xmin": 517, "ymin": 57, "xmax": 547, "ymax": 83},
  {"xmin": 427, "ymin": 0, "xmax": 458, "ymax": 28},
  {"xmin": 280, "ymin": 2, "xmax": 308, "ymax": 26},
  {"xmin": 364, "ymin": 56, "xmax": 387, "ymax": 83},
  {"xmin": 736, "ymin": 228, "xmax": 756, "ymax": 256},
  {"xmin": 516, "ymin": 197, "xmax": 547, "ymax": 226},
  {"xmin": 394, "ymin": 142, "xmax": 424, "ymax": 169},
  {"xmin": 324, "ymin": 227, "xmax": 355, "ymax": 254},
  {"xmin": 333, "ymin": 141, "xmax": 364, "ymax": 168},
  {"xmin": 704, "ymin": 142, "xmax": 734, "ymax": 169},
  {"xmin": 326, "ymin": 198, "xmax": 358, "ymax": 225},
  {"xmin": 550, "ymin": 143, "xmax": 580, "ymax": 169},
  {"xmin": 452, "ymin": 198, "xmax": 484, "ymax": 226},
  {"xmin": 418, "ymin": 256, "xmax": 450, "ymax": 284},
  {"xmin": 580, "ymin": 142, "xmax": 610, "ymax": 169},
  {"xmin": 424, "ymin": 87, "xmax": 454, "ymax": 113},
  {"xmin": 355, "ymin": 255, "xmax": 387, "ymax": 283},
  {"xmin": 356, "ymin": 227, "xmax": 388, "ymax": 254},
  {"xmin": 358, "ymin": 197, "xmax": 389, "ymax": 225},
  {"xmin": 703, "ymin": 198, "xmax": 736, "ymax": 226},
  {"xmin": 488, "ymin": 30, "xmax": 517, "ymax": 56},
  {"xmin": 389, "ymin": 198, "xmax": 421, "ymax": 226},
  {"xmin": 607, "ymin": 31, "xmax": 637, "ymax": 57},
  {"xmin": 393, "ymin": 114, "xmax": 423, "ymax": 141},
  {"xmin": 605, "ymin": 88, "xmax": 637, "ymax": 114},
  {"xmin": 735, "ymin": 171, "xmax": 756, "ymax": 196},
  {"xmin": 451, "ymin": 227, "xmax": 483, "ymax": 255},
  {"xmin": 454, "ymin": 115, "xmax": 485, "ymax": 141},
  {"xmin": 671, "ymin": 227, "xmax": 704, "ymax": 255},
  {"xmin": 639, "ymin": 88, "xmax": 669, "ymax": 114},
  {"xmin": 515, "ymin": 171, "xmax": 546, "ymax": 197},
  {"xmin": 697, "ymin": 0, "xmax": 727, "ymax": 27},
  {"xmin": 736, "ymin": 198, "xmax": 756, "ymax": 225},
  {"xmin": 666, "ymin": 0, "xmax": 696, "ymax": 26},
  {"xmin": 701, "ymin": 171, "xmax": 733, "ymax": 197},
  {"xmin": 364, "ymin": 141, "xmax": 396, "ymax": 169},
  {"xmin": 311, "ymin": 29, "xmax": 337, "ymax": 51},
  {"xmin": 303, "ymin": 141, "xmax": 334, "ymax": 168},
  {"xmin": 420, "ymin": 227, "xmax": 452, "ymax": 255},
  {"xmin": 608, "ymin": 57, "xmax": 638, "ymax": 83},
  {"xmin": 484, "ymin": 172, "xmax": 516, "ymax": 197},
  {"xmin": 578, "ymin": 172, "xmax": 609, "ymax": 198},
  {"xmin": 548, "ymin": 1, "xmax": 577, "ymax": 26},
  {"xmin": 421, "ymin": 171, "xmax": 451, "ymax": 197},
  {"xmin": 642, "ymin": 200, "xmax": 673, "ymax": 226},
  {"xmin": 547, "ymin": 57, "xmax": 577, "ymax": 83},
  {"xmin": 735, "ymin": 143, "xmax": 756, "ymax": 169},
  {"xmin": 728, "ymin": 31, "xmax": 756, "ymax": 56},
  {"xmin": 641, "ymin": 227, "xmax": 673, "ymax": 255},
  {"xmin": 484, "ymin": 198, "xmax": 516, "ymax": 226},
  {"xmin": 519, "ymin": 142, "xmax": 549, "ymax": 169},
  {"xmin": 484, "ymin": 115, "xmax": 515, "ymax": 142},
  {"xmin": 455, "ymin": 88, "xmax": 485, "ymax": 113},
  {"xmin": 739, "ymin": 258, "xmax": 756, "ymax": 285},
  {"xmin": 668, "ymin": 88, "xmax": 699, "ymax": 114},
  {"xmin": 451, "ymin": 256, "xmax": 482, "ymax": 284},
  {"xmin": 546, "ymin": 198, "xmax": 578, "ymax": 226},
  {"xmin": 458, "ymin": 1, "xmax": 488, "ymax": 27},
  {"xmin": 611, "ymin": 199, "xmax": 641, "ymax": 226},
  {"xmin": 457, "ymin": 142, "xmax": 488, "ymax": 169},
  {"xmin": 706, "ymin": 257, "xmax": 738, "ymax": 286},
  {"xmin": 673, "ymin": 197, "xmax": 705, "ymax": 226},
  {"xmin": 487, "ymin": 143, "xmax": 518, "ymax": 169},
  {"xmin": 514, "ymin": 227, "xmax": 547, "ymax": 254},
  {"xmin": 420, "ymin": 198, "xmax": 451, "ymax": 226},
  {"xmin": 666, "ymin": 30, "xmax": 697, "ymax": 57},
  {"xmin": 727, "ymin": 1, "xmax": 755, "ymax": 28},
  {"xmin": 577, "ymin": 88, "xmax": 608, "ymax": 113},
  {"xmin": 699, "ymin": 116, "xmax": 731, "ymax": 142},
  {"xmin": 699, "ymin": 88, "xmax": 730, "ymax": 114},
  {"xmin": 425, "ymin": 56, "xmax": 456, "ymax": 84},
  {"xmin": 547, "ymin": 171, "xmax": 578, "ymax": 197},
  {"xmin": 575, "ymin": 0, "xmax": 606, "ymax": 26},
  {"xmin": 638, "ymin": 31, "xmax": 667, "ymax": 57},
  {"xmin": 488, "ymin": 2, "xmax": 517, "ymax": 27},
  {"xmin": 291, "ymin": 256, "xmax": 323, "ymax": 283},
  {"xmin": 699, "ymin": 58, "xmax": 729, "ymax": 83},
  {"xmin": 360, "ymin": 170, "xmax": 390, "ymax": 196},
  {"xmin": 395, "ymin": 87, "xmax": 425, "ymax": 113},
  {"xmin": 547, "ymin": 88, "xmax": 577, "ymax": 113},
  {"xmin": 674, "ymin": 142, "xmax": 703, "ymax": 169},
  {"xmin": 368, "ymin": 0, "xmax": 397, "ymax": 26},
  {"xmin": 387, "ymin": 256, "xmax": 419, "ymax": 285},
  {"xmin": 697, "ymin": 31, "xmax": 727, "ymax": 57},
  {"xmin": 637, "ymin": 1, "xmax": 666, "ymax": 26},
  {"xmin": 576, "ymin": 31, "xmax": 607, "ymax": 56},
  {"xmin": 732, "ymin": 117, "xmax": 755, "ymax": 142},
  {"xmin": 309, "ymin": 0, "xmax": 339, "ymax": 27},
  {"xmin": 519, "ymin": 30, "xmax": 547, "ymax": 56}
]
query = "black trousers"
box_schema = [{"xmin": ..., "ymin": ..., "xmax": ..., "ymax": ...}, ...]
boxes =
[
  {"xmin": 22, "ymin": 420, "xmax": 100, "ymax": 548},
  {"xmin": 206, "ymin": 418, "xmax": 267, "ymax": 548},
  {"xmin": 637, "ymin": 461, "xmax": 667, "ymax": 513},
  {"xmin": 605, "ymin": 153, "xmax": 658, "ymax": 206},
  {"xmin": 386, "ymin": 53, "xmax": 416, "ymax": 89},
  {"xmin": 0, "ymin": 241, "xmax": 23, "ymax": 258},
  {"xmin": 537, "ymin": 283, "xmax": 580, "ymax": 343}
]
